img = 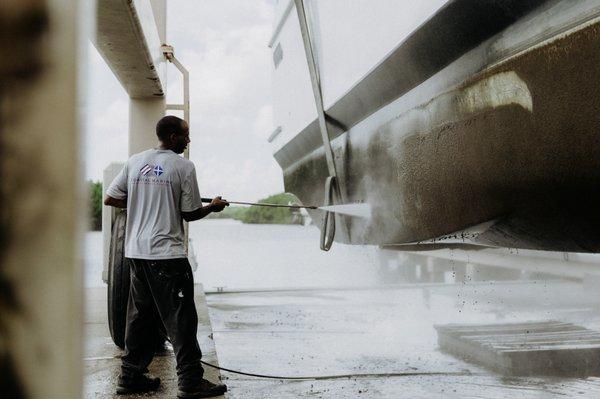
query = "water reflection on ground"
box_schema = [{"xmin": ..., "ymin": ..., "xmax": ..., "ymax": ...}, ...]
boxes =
[
  {"xmin": 207, "ymin": 280, "xmax": 600, "ymax": 398},
  {"xmin": 188, "ymin": 220, "xmax": 600, "ymax": 398}
]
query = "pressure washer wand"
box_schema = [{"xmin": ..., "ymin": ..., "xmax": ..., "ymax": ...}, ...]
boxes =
[{"xmin": 201, "ymin": 197, "xmax": 318, "ymax": 210}]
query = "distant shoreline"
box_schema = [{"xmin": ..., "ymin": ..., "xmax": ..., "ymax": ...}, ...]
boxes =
[{"xmin": 206, "ymin": 192, "xmax": 307, "ymax": 225}]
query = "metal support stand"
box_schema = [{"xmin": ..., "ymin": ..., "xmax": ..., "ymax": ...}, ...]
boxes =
[
  {"xmin": 162, "ymin": 44, "xmax": 190, "ymax": 158},
  {"xmin": 162, "ymin": 44, "xmax": 192, "ymax": 251},
  {"xmin": 294, "ymin": 0, "xmax": 339, "ymax": 250}
]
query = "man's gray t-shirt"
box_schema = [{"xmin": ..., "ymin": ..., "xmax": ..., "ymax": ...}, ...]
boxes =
[{"xmin": 106, "ymin": 149, "xmax": 203, "ymax": 259}]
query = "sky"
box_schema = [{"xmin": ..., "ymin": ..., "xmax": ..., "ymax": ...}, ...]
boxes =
[{"xmin": 85, "ymin": 0, "xmax": 282, "ymax": 202}]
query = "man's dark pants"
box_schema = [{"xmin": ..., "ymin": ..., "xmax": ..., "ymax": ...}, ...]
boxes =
[{"xmin": 121, "ymin": 257, "xmax": 204, "ymax": 387}]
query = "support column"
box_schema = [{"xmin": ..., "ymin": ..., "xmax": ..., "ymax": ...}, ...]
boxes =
[
  {"xmin": 129, "ymin": 97, "xmax": 166, "ymax": 155},
  {"xmin": 0, "ymin": 0, "xmax": 83, "ymax": 398}
]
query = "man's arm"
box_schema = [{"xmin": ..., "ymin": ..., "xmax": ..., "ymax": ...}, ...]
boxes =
[
  {"xmin": 105, "ymin": 163, "xmax": 128, "ymax": 208},
  {"xmin": 181, "ymin": 196, "xmax": 228, "ymax": 222},
  {"xmin": 104, "ymin": 195, "xmax": 127, "ymax": 208}
]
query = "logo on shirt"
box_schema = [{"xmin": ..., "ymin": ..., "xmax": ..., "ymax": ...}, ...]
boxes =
[
  {"xmin": 154, "ymin": 165, "xmax": 164, "ymax": 176},
  {"xmin": 140, "ymin": 164, "xmax": 153, "ymax": 176}
]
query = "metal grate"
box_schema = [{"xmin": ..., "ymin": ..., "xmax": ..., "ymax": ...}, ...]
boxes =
[{"xmin": 435, "ymin": 321, "xmax": 600, "ymax": 376}]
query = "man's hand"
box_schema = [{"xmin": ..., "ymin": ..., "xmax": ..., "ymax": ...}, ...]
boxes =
[
  {"xmin": 104, "ymin": 195, "xmax": 127, "ymax": 208},
  {"xmin": 182, "ymin": 196, "xmax": 229, "ymax": 222},
  {"xmin": 210, "ymin": 196, "xmax": 229, "ymax": 212}
]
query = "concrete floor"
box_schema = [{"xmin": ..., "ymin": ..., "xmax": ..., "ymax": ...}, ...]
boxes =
[
  {"xmin": 206, "ymin": 280, "xmax": 600, "ymax": 398},
  {"xmin": 84, "ymin": 277, "xmax": 600, "ymax": 398},
  {"xmin": 83, "ymin": 285, "xmax": 226, "ymax": 398}
]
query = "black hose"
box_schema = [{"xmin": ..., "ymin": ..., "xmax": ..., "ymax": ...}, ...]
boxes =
[{"xmin": 199, "ymin": 360, "xmax": 477, "ymax": 381}]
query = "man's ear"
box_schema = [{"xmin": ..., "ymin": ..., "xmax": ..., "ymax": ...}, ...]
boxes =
[{"xmin": 169, "ymin": 132, "xmax": 177, "ymax": 143}]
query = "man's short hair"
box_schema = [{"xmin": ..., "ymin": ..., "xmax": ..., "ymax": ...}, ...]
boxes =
[{"xmin": 156, "ymin": 115, "xmax": 186, "ymax": 141}]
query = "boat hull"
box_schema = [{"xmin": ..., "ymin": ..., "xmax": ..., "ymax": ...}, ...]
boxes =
[{"xmin": 277, "ymin": 5, "xmax": 600, "ymax": 252}]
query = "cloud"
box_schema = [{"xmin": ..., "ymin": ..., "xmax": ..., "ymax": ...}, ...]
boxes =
[
  {"xmin": 167, "ymin": 0, "xmax": 282, "ymax": 201},
  {"xmin": 85, "ymin": 0, "xmax": 283, "ymax": 201}
]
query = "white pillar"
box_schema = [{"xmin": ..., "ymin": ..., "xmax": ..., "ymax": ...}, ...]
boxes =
[
  {"xmin": 129, "ymin": 97, "xmax": 166, "ymax": 155},
  {"xmin": 0, "ymin": 0, "xmax": 83, "ymax": 397}
]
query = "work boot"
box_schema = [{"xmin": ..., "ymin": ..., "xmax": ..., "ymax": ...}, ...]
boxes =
[
  {"xmin": 116, "ymin": 373, "xmax": 161, "ymax": 395},
  {"xmin": 177, "ymin": 379, "xmax": 227, "ymax": 398}
]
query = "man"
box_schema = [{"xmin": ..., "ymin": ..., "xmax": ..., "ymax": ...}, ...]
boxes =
[{"xmin": 104, "ymin": 115, "xmax": 229, "ymax": 398}]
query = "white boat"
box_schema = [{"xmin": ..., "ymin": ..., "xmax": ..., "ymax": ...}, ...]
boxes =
[{"xmin": 269, "ymin": 0, "xmax": 600, "ymax": 253}]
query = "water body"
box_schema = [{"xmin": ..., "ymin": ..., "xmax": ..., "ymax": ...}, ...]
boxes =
[
  {"xmin": 84, "ymin": 219, "xmax": 568, "ymax": 290},
  {"xmin": 188, "ymin": 220, "xmax": 380, "ymax": 291},
  {"xmin": 83, "ymin": 220, "xmax": 381, "ymax": 289}
]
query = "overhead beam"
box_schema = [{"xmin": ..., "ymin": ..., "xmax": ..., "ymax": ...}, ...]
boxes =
[{"xmin": 94, "ymin": 0, "xmax": 166, "ymax": 98}]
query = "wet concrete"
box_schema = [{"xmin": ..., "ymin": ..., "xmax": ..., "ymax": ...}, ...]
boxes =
[
  {"xmin": 206, "ymin": 280, "xmax": 600, "ymax": 398},
  {"xmin": 83, "ymin": 228, "xmax": 600, "ymax": 397},
  {"xmin": 83, "ymin": 285, "xmax": 225, "ymax": 398}
]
